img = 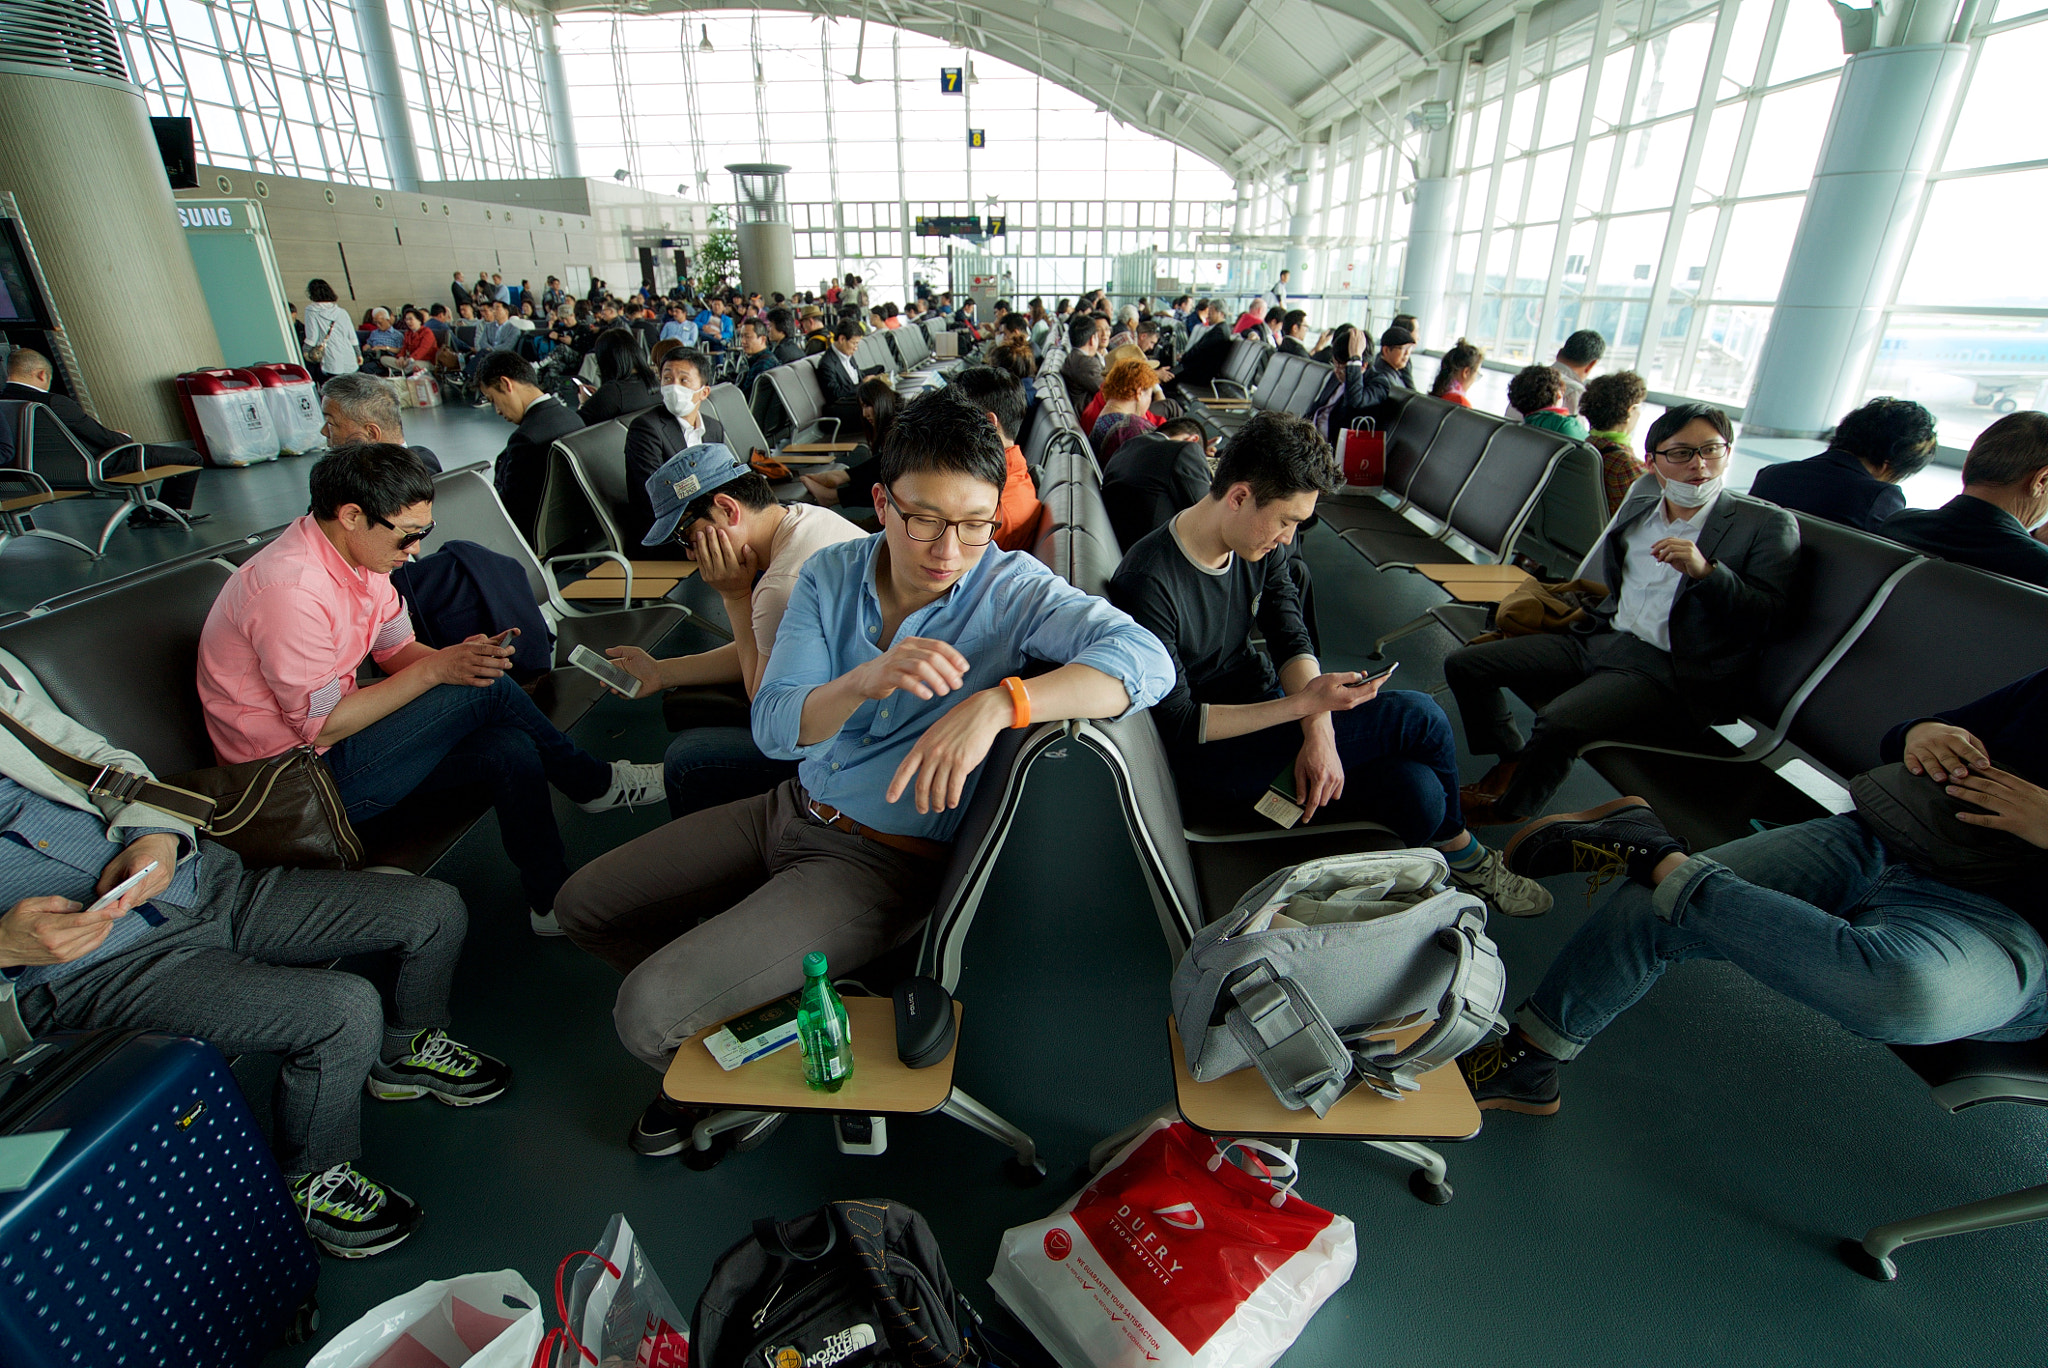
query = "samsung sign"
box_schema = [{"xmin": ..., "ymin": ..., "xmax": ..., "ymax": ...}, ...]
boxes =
[{"xmin": 178, "ymin": 205, "xmax": 236, "ymax": 228}]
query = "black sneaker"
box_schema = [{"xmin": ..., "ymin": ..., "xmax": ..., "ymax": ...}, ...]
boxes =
[
  {"xmin": 366, "ymin": 1029, "xmax": 510, "ymax": 1106},
  {"xmin": 290, "ymin": 1162, "xmax": 423, "ymax": 1258},
  {"xmin": 1457, "ymin": 1032, "xmax": 1561, "ymax": 1116},
  {"xmin": 1502, "ymin": 797, "xmax": 1688, "ymax": 898},
  {"xmin": 630, "ymin": 1093, "xmax": 707, "ymax": 1157}
]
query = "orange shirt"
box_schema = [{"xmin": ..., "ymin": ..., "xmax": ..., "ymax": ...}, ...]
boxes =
[{"xmin": 994, "ymin": 443, "xmax": 1044, "ymax": 552}]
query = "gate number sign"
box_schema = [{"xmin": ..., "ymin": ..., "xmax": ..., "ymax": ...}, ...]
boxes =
[{"xmin": 941, "ymin": 67, "xmax": 963, "ymax": 93}]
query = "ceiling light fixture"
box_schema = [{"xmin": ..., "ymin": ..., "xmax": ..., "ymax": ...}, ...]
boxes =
[{"xmin": 699, "ymin": 24, "xmax": 713, "ymax": 52}]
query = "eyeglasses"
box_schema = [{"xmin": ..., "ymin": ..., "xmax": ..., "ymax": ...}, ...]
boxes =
[
  {"xmin": 1651, "ymin": 440, "xmax": 1731, "ymax": 470},
  {"xmin": 370, "ymin": 513, "xmax": 436, "ymax": 548},
  {"xmin": 883, "ymin": 487, "xmax": 998, "ymax": 546}
]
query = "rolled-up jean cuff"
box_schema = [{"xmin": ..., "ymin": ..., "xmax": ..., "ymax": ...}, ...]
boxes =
[
  {"xmin": 1652, "ymin": 854, "xmax": 1724, "ymax": 924},
  {"xmin": 1515, "ymin": 1001, "xmax": 1585, "ymax": 1062}
]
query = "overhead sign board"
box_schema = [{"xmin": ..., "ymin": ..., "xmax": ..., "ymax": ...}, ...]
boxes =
[
  {"xmin": 967, "ymin": 128, "xmax": 985, "ymax": 148},
  {"xmin": 986, "ymin": 216, "xmax": 1005, "ymax": 237},
  {"xmin": 940, "ymin": 67, "xmax": 963, "ymax": 93},
  {"xmin": 914, "ymin": 215, "xmax": 982, "ymax": 237}
]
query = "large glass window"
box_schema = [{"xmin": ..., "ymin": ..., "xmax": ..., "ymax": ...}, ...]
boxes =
[{"xmin": 553, "ymin": 13, "xmax": 1234, "ymax": 300}]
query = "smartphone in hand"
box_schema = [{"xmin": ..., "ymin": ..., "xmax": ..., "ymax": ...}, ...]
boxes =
[{"xmin": 1346, "ymin": 662, "xmax": 1399, "ymax": 688}]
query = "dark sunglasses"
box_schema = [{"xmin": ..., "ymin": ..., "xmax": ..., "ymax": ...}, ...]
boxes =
[{"xmin": 370, "ymin": 513, "xmax": 436, "ymax": 548}]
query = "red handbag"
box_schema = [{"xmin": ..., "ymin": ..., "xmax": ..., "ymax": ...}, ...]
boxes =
[{"xmin": 1338, "ymin": 417, "xmax": 1384, "ymax": 489}]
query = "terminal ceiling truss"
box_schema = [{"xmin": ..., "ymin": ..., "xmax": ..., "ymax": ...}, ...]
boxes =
[{"xmin": 541, "ymin": 0, "xmax": 1518, "ymax": 176}]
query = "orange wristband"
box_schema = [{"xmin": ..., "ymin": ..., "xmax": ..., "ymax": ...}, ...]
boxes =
[{"xmin": 1000, "ymin": 675, "xmax": 1032, "ymax": 729}]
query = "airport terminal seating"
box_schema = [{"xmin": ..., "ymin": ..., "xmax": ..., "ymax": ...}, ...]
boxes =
[
  {"xmin": 751, "ymin": 354, "xmax": 843, "ymax": 449},
  {"xmin": 7, "ymin": 400, "xmax": 203, "ymax": 556}
]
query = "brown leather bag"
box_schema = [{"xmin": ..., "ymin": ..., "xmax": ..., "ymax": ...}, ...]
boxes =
[
  {"xmin": 1467, "ymin": 578, "xmax": 1609, "ymax": 645},
  {"xmin": 0, "ymin": 711, "xmax": 363, "ymax": 870}
]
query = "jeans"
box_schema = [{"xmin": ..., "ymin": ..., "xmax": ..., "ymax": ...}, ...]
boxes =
[
  {"xmin": 325, "ymin": 676, "xmax": 612, "ymax": 911},
  {"xmin": 663, "ymin": 725, "xmax": 798, "ymax": 821},
  {"xmin": 20, "ymin": 843, "xmax": 468, "ymax": 1175},
  {"xmin": 1180, "ymin": 688, "xmax": 1465, "ymax": 846},
  {"xmin": 1519, "ymin": 814, "xmax": 2048, "ymax": 1061}
]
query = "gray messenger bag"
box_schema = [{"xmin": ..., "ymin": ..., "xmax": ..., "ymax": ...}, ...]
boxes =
[{"xmin": 1170, "ymin": 849, "xmax": 1509, "ymax": 1115}]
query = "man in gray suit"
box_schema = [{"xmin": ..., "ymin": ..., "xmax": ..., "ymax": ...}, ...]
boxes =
[
  {"xmin": 0, "ymin": 674, "xmax": 506, "ymax": 1259},
  {"xmin": 1446, "ymin": 402, "xmax": 1800, "ymax": 824}
]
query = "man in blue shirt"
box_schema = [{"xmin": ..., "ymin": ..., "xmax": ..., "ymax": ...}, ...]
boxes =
[
  {"xmin": 658, "ymin": 301, "xmax": 698, "ymax": 347},
  {"xmin": 0, "ymin": 676, "xmax": 506, "ymax": 1259},
  {"xmin": 557, "ymin": 391, "xmax": 1174, "ymax": 1161}
]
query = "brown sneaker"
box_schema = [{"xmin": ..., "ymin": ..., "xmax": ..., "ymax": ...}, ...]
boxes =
[{"xmin": 1459, "ymin": 760, "xmax": 1518, "ymax": 804}]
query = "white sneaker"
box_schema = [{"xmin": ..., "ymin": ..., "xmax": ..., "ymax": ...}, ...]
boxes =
[
  {"xmin": 577, "ymin": 760, "xmax": 665, "ymax": 813},
  {"xmin": 530, "ymin": 908, "xmax": 565, "ymax": 937},
  {"xmin": 1451, "ymin": 844, "xmax": 1554, "ymax": 918}
]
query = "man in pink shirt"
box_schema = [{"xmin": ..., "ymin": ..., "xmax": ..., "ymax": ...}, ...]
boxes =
[{"xmin": 197, "ymin": 444, "xmax": 663, "ymax": 933}]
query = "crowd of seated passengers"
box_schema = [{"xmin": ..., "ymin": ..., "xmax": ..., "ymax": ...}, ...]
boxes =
[{"xmin": 8, "ymin": 276, "xmax": 2044, "ymax": 1268}]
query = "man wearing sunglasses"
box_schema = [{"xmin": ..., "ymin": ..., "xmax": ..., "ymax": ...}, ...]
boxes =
[
  {"xmin": 199, "ymin": 445, "xmax": 665, "ymax": 939},
  {"xmin": 1445, "ymin": 403, "xmax": 1801, "ymax": 825},
  {"xmin": 555, "ymin": 391, "xmax": 1174, "ymax": 1164}
]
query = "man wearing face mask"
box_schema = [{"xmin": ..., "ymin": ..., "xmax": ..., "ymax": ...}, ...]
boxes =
[
  {"xmin": 623, "ymin": 348, "xmax": 727, "ymax": 548},
  {"xmin": 1445, "ymin": 403, "xmax": 1801, "ymax": 825}
]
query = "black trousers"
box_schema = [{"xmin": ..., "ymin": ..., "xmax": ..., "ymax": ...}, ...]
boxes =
[
  {"xmin": 1443, "ymin": 629, "xmax": 1697, "ymax": 819},
  {"xmin": 105, "ymin": 444, "xmax": 199, "ymax": 510}
]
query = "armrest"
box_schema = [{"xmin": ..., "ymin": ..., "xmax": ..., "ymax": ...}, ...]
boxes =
[
  {"xmin": 790, "ymin": 416, "xmax": 842, "ymax": 445},
  {"xmin": 1209, "ymin": 379, "xmax": 1251, "ymax": 401},
  {"xmin": 782, "ymin": 442, "xmax": 861, "ymax": 454},
  {"xmin": 545, "ymin": 549, "xmax": 634, "ymax": 610}
]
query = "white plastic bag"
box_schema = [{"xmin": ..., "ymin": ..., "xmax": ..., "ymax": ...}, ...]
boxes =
[
  {"xmin": 546, "ymin": 1213, "xmax": 689, "ymax": 1368},
  {"xmin": 990, "ymin": 1119, "xmax": 1354, "ymax": 1368},
  {"xmin": 409, "ymin": 370, "xmax": 443, "ymax": 408},
  {"xmin": 261, "ymin": 378, "xmax": 325, "ymax": 453},
  {"xmin": 307, "ymin": 1270, "xmax": 543, "ymax": 1368},
  {"xmin": 190, "ymin": 389, "xmax": 281, "ymax": 466}
]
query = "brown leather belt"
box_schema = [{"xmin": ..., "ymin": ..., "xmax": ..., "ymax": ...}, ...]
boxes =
[{"xmin": 799, "ymin": 789, "xmax": 952, "ymax": 863}]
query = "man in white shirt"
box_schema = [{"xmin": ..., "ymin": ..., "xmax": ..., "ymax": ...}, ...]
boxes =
[
  {"xmin": 606, "ymin": 443, "xmax": 866, "ymax": 817},
  {"xmin": 816, "ymin": 320, "xmax": 865, "ymax": 426},
  {"xmin": 1443, "ymin": 403, "xmax": 1800, "ymax": 824}
]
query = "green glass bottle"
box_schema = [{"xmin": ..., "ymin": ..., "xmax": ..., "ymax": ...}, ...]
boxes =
[{"xmin": 796, "ymin": 951, "xmax": 854, "ymax": 1092}]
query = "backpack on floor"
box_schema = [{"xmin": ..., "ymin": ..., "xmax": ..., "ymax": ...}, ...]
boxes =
[{"xmin": 693, "ymin": 1199, "xmax": 1002, "ymax": 1368}]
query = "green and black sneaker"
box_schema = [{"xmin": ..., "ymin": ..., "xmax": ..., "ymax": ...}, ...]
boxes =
[
  {"xmin": 1502, "ymin": 797, "xmax": 1688, "ymax": 900},
  {"xmin": 1457, "ymin": 1032, "xmax": 1562, "ymax": 1116},
  {"xmin": 291, "ymin": 1162, "xmax": 423, "ymax": 1258},
  {"xmin": 367, "ymin": 1029, "xmax": 511, "ymax": 1106}
]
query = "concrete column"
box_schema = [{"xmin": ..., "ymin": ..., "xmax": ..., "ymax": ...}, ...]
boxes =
[
  {"xmin": 0, "ymin": 3, "xmax": 222, "ymax": 442},
  {"xmin": 1285, "ymin": 145, "xmax": 1315, "ymax": 282},
  {"xmin": 539, "ymin": 14, "xmax": 582, "ymax": 179},
  {"xmin": 1400, "ymin": 65, "xmax": 1461, "ymax": 334},
  {"xmin": 1743, "ymin": 40, "xmax": 1970, "ymax": 436},
  {"xmin": 351, "ymin": 0, "xmax": 422, "ymax": 191}
]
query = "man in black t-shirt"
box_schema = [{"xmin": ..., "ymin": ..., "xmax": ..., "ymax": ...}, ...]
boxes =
[
  {"xmin": 1102, "ymin": 417, "xmax": 1211, "ymax": 552},
  {"xmin": 1107, "ymin": 411, "xmax": 1549, "ymax": 918}
]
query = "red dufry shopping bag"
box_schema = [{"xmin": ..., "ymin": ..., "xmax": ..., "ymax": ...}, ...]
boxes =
[
  {"xmin": 989, "ymin": 1120, "xmax": 1354, "ymax": 1368},
  {"xmin": 1339, "ymin": 419, "xmax": 1384, "ymax": 489}
]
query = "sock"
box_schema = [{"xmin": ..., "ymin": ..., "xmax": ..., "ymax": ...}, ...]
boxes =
[
  {"xmin": 1442, "ymin": 832, "xmax": 1488, "ymax": 871},
  {"xmin": 381, "ymin": 1027, "xmax": 422, "ymax": 1064}
]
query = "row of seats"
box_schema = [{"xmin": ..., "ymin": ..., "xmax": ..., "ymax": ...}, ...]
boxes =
[{"xmin": 751, "ymin": 321, "xmax": 959, "ymax": 446}]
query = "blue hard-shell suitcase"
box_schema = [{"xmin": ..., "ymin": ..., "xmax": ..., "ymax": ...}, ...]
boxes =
[{"xmin": 0, "ymin": 1030, "xmax": 320, "ymax": 1367}]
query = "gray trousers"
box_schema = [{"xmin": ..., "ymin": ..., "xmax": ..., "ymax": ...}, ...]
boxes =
[
  {"xmin": 1444, "ymin": 629, "xmax": 1698, "ymax": 819},
  {"xmin": 556, "ymin": 779, "xmax": 944, "ymax": 1071},
  {"xmin": 19, "ymin": 842, "xmax": 468, "ymax": 1177}
]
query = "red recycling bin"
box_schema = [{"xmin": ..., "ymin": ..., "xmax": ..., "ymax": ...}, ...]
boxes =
[{"xmin": 173, "ymin": 368, "xmax": 280, "ymax": 466}]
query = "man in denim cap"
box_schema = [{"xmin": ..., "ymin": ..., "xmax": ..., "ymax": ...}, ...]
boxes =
[{"xmin": 601, "ymin": 444, "xmax": 865, "ymax": 818}]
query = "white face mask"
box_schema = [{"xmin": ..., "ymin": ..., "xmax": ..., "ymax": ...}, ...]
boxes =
[
  {"xmin": 1659, "ymin": 472, "xmax": 1723, "ymax": 509},
  {"xmin": 661, "ymin": 383, "xmax": 701, "ymax": 420}
]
